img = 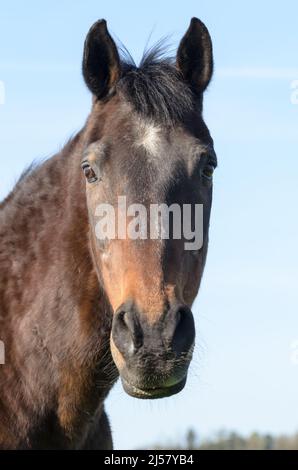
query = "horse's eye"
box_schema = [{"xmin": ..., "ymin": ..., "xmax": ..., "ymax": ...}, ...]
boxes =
[
  {"xmin": 201, "ymin": 163, "xmax": 215, "ymax": 180},
  {"xmin": 81, "ymin": 162, "xmax": 98, "ymax": 183}
]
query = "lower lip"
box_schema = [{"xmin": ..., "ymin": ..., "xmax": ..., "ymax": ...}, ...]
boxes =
[{"xmin": 121, "ymin": 376, "xmax": 187, "ymax": 399}]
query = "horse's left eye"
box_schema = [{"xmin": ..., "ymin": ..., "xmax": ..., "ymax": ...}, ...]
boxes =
[
  {"xmin": 81, "ymin": 162, "xmax": 98, "ymax": 183},
  {"xmin": 201, "ymin": 163, "xmax": 215, "ymax": 180}
]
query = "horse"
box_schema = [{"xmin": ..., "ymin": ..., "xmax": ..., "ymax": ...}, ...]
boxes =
[{"xmin": 0, "ymin": 17, "xmax": 216, "ymax": 449}]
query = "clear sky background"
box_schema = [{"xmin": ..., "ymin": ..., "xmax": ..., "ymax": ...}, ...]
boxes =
[{"xmin": 0, "ymin": 0, "xmax": 298, "ymax": 450}]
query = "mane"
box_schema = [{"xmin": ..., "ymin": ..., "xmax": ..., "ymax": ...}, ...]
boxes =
[
  {"xmin": 0, "ymin": 162, "xmax": 40, "ymax": 210},
  {"xmin": 117, "ymin": 40, "xmax": 195, "ymax": 125},
  {"xmin": 0, "ymin": 132, "xmax": 82, "ymax": 211}
]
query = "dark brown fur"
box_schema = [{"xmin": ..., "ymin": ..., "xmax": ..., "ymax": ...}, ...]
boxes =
[
  {"xmin": 0, "ymin": 18, "xmax": 215, "ymax": 448},
  {"xmin": 0, "ymin": 132, "xmax": 118, "ymax": 448}
]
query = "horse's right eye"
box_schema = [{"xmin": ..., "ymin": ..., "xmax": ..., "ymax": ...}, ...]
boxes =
[{"xmin": 81, "ymin": 162, "xmax": 98, "ymax": 183}]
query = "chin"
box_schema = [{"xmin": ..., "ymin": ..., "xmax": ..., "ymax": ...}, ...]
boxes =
[{"xmin": 121, "ymin": 375, "xmax": 187, "ymax": 399}]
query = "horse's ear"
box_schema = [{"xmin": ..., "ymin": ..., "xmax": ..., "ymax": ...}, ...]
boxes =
[
  {"xmin": 83, "ymin": 19, "xmax": 121, "ymax": 99},
  {"xmin": 176, "ymin": 17, "xmax": 213, "ymax": 94}
]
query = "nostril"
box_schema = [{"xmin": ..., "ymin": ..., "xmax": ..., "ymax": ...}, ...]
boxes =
[
  {"xmin": 173, "ymin": 306, "xmax": 190, "ymax": 334},
  {"xmin": 118, "ymin": 310, "xmax": 127, "ymax": 328},
  {"xmin": 112, "ymin": 307, "xmax": 143, "ymax": 357},
  {"xmin": 175, "ymin": 306, "xmax": 190, "ymax": 329},
  {"xmin": 175, "ymin": 309, "xmax": 182, "ymax": 327},
  {"xmin": 171, "ymin": 305, "xmax": 195, "ymax": 356}
]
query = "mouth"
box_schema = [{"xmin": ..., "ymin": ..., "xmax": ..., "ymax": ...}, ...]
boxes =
[{"xmin": 121, "ymin": 376, "xmax": 187, "ymax": 399}]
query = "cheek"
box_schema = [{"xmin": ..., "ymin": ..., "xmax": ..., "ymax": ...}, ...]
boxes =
[
  {"xmin": 86, "ymin": 184, "xmax": 103, "ymax": 210},
  {"xmin": 99, "ymin": 255, "xmax": 123, "ymax": 311},
  {"xmin": 97, "ymin": 242, "xmax": 131, "ymax": 311}
]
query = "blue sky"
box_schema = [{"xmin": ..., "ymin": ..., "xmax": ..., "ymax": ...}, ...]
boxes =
[{"xmin": 1, "ymin": 0, "xmax": 298, "ymax": 449}]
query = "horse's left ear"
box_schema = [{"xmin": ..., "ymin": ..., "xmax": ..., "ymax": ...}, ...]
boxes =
[
  {"xmin": 82, "ymin": 19, "xmax": 121, "ymax": 99},
  {"xmin": 176, "ymin": 17, "xmax": 213, "ymax": 94}
]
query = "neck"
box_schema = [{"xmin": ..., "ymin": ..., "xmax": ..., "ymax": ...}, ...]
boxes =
[{"xmin": 0, "ymin": 129, "xmax": 117, "ymax": 447}]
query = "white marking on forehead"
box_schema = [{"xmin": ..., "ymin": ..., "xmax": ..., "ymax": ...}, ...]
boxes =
[{"xmin": 134, "ymin": 119, "xmax": 162, "ymax": 156}]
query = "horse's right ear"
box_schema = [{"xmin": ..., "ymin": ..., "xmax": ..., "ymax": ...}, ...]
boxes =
[{"xmin": 82, "ymin": 19, "xmax": 121, "ymax": 100}]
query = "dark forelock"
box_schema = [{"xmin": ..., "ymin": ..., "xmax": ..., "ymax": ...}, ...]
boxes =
[{"xmin": 117, "ymin": 41, "xmax": 195, "ymax": 125}]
